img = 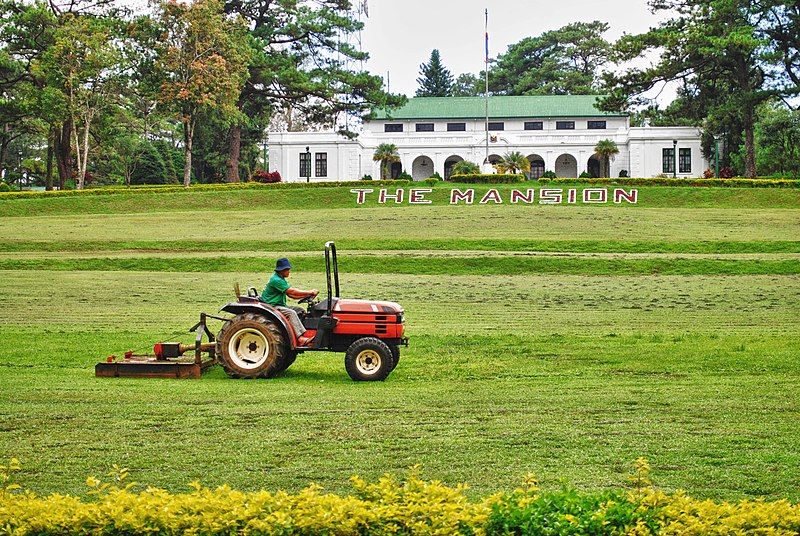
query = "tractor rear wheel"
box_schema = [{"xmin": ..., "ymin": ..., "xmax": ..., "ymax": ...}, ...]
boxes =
[
  {"xmin": 344, "ymin": 337, "xmax": 394, "ymax": 381},
  {"xmin": 216, "ymin": 313, "xmax": 287, "ymax": 378},
  {"xmin": 271, "ymin": 350, "xmax": 298, "ymax": 374}
]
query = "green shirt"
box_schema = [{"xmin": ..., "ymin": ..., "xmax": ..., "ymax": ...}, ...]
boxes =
[{"xmin": 261, "ymin": 272, "xmax": 290, "ymax": 306}]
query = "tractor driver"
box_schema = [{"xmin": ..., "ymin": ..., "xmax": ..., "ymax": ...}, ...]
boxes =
[{"xmin": 262, "ymin": 258, "xmax": 319, "ymax": 343}]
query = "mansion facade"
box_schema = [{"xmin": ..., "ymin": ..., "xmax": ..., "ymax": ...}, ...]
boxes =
[{"xmin": 268, "ymin": 95, "xmax": 708, "ymax": 182}]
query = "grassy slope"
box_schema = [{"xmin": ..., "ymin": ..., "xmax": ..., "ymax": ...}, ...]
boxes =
[
  {"xmin": 1, "ymin": 183, "xmax": 798, "ymax": 218},
  {"xmin": 0, "ymin": 184, "xmax": 798, "ymax": 500}
]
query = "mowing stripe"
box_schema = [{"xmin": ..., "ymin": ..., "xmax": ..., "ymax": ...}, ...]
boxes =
[
  {"xmin": 0, "ymin": 239, "xmax": 799, "ymax": 254},
  {"xmin": 0, "ymin": 255, "xmax": 797, "ymax": 275}
]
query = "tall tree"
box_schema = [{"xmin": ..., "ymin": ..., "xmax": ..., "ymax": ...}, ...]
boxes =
[
  {"xmin": 759, "ymin": 1, "xmax": 800, "ymax": 90},
  {"xmin": 154, "ymin": 0, "xmax": 250, "ymax": 187},
  {"xmin": 416, "ymin": 49, "xmax": 454, "ymax": 97},
  {"xmin": 221, "ymin": 0, "xmax": 405, "ymax": 182},
  {"xmin": 38, "ymin": 14, "xmax": 121, "ymax": 189},
  {"xmin": 600, "ymin": 0, "xmax": 796, "ymax": 178},
  {"xmin": 451, "ymin": 73, "xmax": 482, "ymax": 97},
  {"xmin": 755, "ymin": 102, "xmax": 800, "ymax": 178},
  {"xmin": 0, "ymin": 0, "xmax": 57, "ymax": 186},
  {"xmin": 490, "ymin": 21, "xmax": 610, "ymax": 95}
]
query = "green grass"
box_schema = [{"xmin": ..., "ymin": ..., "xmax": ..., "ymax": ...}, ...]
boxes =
[
  {"xmin": 0, "ymin": 254, "xmax": 798, "ymax": 275},
  {"xmin": 0, "ymin": 184, "xmax": 798, "ymax": 502},
  {"xmin": 1, "ymin": 238, "xmax": 800, "ymax": 254},
  {"xmin": 2, "ymin": 206, "xmax": 799, "ymax": 244}
]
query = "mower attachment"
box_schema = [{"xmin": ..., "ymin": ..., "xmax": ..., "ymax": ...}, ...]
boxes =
[{"xmin": 95, "ymin": 313, "xmax": 220, "ymax": 379}]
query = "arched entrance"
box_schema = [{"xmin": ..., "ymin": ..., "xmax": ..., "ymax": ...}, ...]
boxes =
[
  {"xmin": 526, "ymin": 154, "xmax": 545, "ymax": 179},
  {"xmin": 390, "ymin": 162, "xmax": 402, "ymax": 179},
  {"xmin": 555, "ymin": 154, "xmax": 578, "ymax": 178},
  {"xmin": 482, "ymin": 154, "xmax": 502, "ymax": 173},
  {"xmin": 412, "ymin": 155, "xmax": 434, "ymax": 181},
  {"xmin": 444, "ymin": 155, "xmax": 464, "ymax": 180},
  {"xmin": 587, "ymin": 155, "xmax": 602, "ymax": 178}
]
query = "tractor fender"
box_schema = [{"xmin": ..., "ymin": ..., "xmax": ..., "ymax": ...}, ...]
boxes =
[{"xmin": 219, "ymin": 302, "xmax": 295, "ymax": 347}]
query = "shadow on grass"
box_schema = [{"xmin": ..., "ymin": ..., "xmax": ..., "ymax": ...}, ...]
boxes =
[{"xmin": 199, "ymin": 365, "xmax": 347, "ymax": 384}]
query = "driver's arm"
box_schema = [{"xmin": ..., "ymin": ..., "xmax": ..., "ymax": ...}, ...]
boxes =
[{"xmin": 286, "ymin": 287, "xmax": 318, "ymax": 299}]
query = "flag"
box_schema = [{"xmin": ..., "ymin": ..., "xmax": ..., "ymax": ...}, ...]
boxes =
[{"xmin": 484, "ymin": 9, "xmax": 489, "ymax": 62}]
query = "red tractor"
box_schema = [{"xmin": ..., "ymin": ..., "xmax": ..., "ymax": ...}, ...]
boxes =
[{"xmin": 215, "ymin": 242, "xmax": 407, "ymax": 381}]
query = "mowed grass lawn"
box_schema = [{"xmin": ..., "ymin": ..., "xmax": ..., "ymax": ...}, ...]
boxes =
[{"xmin": 0, "ymin": 183, "xmax": 798, "ymax": 501}]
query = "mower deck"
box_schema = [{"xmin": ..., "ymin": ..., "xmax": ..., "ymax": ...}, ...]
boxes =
[
  {"xmin": 95, "ymin": 313, "xmax": 219, "ymax": 379},
  {"xmin": 95, "ymin": 355, "xmax": 216, "ymax": 379}
]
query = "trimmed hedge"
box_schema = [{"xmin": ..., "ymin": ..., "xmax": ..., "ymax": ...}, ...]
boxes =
[
  {"xmin": 448, "ymin": 173, "xmax": 526, "ymax": 183},
  {"xmin": 538, "ymin": 177, "xmax": 800, "ymax": 188},
  {"xmin": 1, "ymin": 460, "xmax": 799, "ymax": 535},
  {"xmin": 0, "ymin": 180, "xmax": 415, "ymax": 201}
]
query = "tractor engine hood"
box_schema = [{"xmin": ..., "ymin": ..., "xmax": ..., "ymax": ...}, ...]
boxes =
[{"xmin": 332, "ymin": 298, "xmax": 403, "ymax": 315}]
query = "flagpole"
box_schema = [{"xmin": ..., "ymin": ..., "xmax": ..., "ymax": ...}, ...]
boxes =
[{"xmin": 484, "ymin": 8, "xmax": 489, "ymax": 168}]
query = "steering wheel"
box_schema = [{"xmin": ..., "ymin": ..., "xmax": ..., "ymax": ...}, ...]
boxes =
[{"xmin": 297, "ymin": 295, "xmax": 315, "ymax": 305}]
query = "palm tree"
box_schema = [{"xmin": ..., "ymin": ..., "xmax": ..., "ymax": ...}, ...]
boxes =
[
  {"xmin": 594, "ymin": 139, "xmax": 619, "ymax": 178},
  {"xmin": 373, "ymin": 143, "xmax": 401, "ymax": 180},
  {"xmin": 495, "ymin": 151, "xmax": 531, "ymax": 175},
  {"xmin": 450, "ymin": 160, "xmax": 480, "ymax": 176}
]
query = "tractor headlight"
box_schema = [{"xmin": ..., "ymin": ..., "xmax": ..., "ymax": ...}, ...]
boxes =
[{"xmin": 397, "ymin": 313, "xmax": 404, "ymax": 324}]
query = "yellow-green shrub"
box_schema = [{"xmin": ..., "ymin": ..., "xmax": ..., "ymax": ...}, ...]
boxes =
[
  {"xmin": 1, "ymin": 460, "xmax": 799, "ymax": 535},
  {"xmin": 537, "ymin": 177, "xmax": 800, "ymax": 188}
]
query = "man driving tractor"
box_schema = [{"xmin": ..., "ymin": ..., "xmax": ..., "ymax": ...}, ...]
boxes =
[{"xmin": 261, "ymin": 258, "xmax": 319, "ymax": 345}]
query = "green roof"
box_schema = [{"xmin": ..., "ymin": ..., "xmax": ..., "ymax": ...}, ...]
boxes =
[{"xmin": 372, "ymin": 95, "xmax": 625, "ymax": 120}]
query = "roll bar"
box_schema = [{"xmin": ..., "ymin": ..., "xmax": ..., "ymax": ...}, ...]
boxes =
[{"xmin": 324, "ymin": 241, "xmax": 339, "ymax": 315}]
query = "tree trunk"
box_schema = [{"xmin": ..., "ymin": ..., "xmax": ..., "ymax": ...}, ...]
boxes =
[
  {"xmin": 744, "ymin": 110, "xmax": 757, "ymax": 179},
  {"xmin": 77, "ymin": 117, "xmax": 91, "ymax": 189},
  {"xmin": 45, "ymin": 125, "xmax": 54, "ymax": 191},
  {"xmin": 0, "ymin": 127, "xmax": 8, "ymax": 179},
  {"xmin": 55, "ymin": 120, "xmax": 73, "ymax": 189},
  {"xmin": 226, "ymin": 124, "xmax": 241, "ymax": 182},
  {"xmin": 183, "ymin": 119, "xmax": 193, "ymax": 187}
]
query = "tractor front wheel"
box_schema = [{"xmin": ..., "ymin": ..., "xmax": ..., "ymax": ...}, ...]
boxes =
[
  {"xmin": 389, "ymin": 345, "xmax": 400, "ymax": 371},
  {"xmin": 344, "ymin": 337, "xmax": 394, "ymax": 381},
  {"xmin": 216, "ymin": 313, "xmax": 287, "ymax": 378}
]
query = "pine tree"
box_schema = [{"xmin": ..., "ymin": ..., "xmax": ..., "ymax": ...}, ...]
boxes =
[{"xmin": 416, "ymin": 50, "xmax": 454, "ymax": 97}]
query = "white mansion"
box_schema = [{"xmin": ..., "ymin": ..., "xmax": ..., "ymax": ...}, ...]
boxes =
[{"xmin": 268, "ymin": 95, "xmax": 708, "ymax": 181}]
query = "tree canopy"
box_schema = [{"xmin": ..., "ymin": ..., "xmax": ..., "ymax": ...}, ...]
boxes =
[
  {"xmin": 599, "ymin": 0, "xmax": 798, "ymax": 178},
  {"xmin": 416, "ymin": 49, "xmax": 454, "ymax": 97},
  {"xmin": 489, "ymin": 21, "xmax": 611, "ymax": 96}
]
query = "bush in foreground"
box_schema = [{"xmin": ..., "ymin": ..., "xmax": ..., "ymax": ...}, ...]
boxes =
[
  {"xmin": 1, "ymin": 459, "xmax": 799, "ymax": 535},
  {"xmin": 538, "ymin": 177, "xmax": 800, "ymax": 188}
]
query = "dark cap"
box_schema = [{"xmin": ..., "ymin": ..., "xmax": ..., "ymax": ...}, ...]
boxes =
[{"xmin": 275, "ymin": 258, "xmax": 292, "ymax": 271}]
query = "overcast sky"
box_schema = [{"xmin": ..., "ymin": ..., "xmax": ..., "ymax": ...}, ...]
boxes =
[{"xmin": 358, "ymin": 0, "xmax": 674, "ymax": 101}]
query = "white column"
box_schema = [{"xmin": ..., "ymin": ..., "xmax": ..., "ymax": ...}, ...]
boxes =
[
  {"xmin": 434, "ymin": 152, "xmax": 444, "ymax": 177},
  {"xmin": 400, "ymin": 152, "xmax": 412, "ymax": 176},
  {"xmin": 545, "ymin": 150, "xmax": 554, "ymax": 173},
  {"xmin": 578, "ymin": 150, "xmax": 588, "ymax": 175}
]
